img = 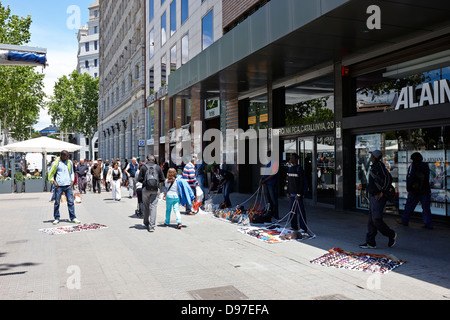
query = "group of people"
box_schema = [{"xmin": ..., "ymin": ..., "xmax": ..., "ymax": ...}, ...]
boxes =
[
  {"xmin": 47, "ymin": 151, "xmax": 236, "ymax": 233},
  {"xmin": 47, "ymin": 147, "xmax": 433, "ymax": 247}
]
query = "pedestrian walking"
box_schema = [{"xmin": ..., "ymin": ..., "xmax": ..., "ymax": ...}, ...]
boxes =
[
  {"xmin": 286, "ymin": 154, "xmax": 308, "ymax": 232},
  {"xmin": 106, "ymin": 162, "xmax": 123, "ymax": 201},
  {"xmin": 360, "ymin": 150, "xmax": 397, "ymax": 249},
  {"xmin": 137, "ymin": 154, "xmax": 165, "ymax": 232},
  {"xmin": 135, "ymin": 162, "xmax": 144, "ymax": 218},
  {"xmin": 47, "ymin": 150, "xmax": 80, "ymax": 225},
  {"xmin": 164, "ymin": 168, "xmax": 182, "ymax": 229},
  {"xmin": 103, "ymin": 161, "xmax": 111, "ymax": 192},
  {"xmin": 196, "ymin": 159, "xmax": 206, "ymax": 205},
  {"xmin": 397, "ymin": 152, "xmax": 433, "ymax": 229},
  {"xmin": 91, "ymin": 161, "xmax": 102, "ymax": 194},
  {"xmin": 76, "ymin": 159, "xmax": 89, "ymax": 194},
  {"xmin": 124, "ymin": 157, "xmax": 139, "ymax": 199},
  {"xmin": 182, "ymin": 155, "xmax": 199, "ymax": 214}
]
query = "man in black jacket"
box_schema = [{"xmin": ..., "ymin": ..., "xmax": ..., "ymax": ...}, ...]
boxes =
[
  {"xmin": 397, "ymin": 152, "xmax": 433, "ymax": 229},
  {"xmin": 360, "ymin": 150, "xmax": 397, "ymax": 249},
  {"xmin": 137, "ymin": 154, "xmax": 165, "ymax": 232},
  {"xmin": 286, "ymin": 154, "xmax": 308, "ymax": 232}
]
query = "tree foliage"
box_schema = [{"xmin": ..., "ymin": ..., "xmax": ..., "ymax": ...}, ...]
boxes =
[
  {"xmin": 0, "ymin": 2, "xmax": 44, "ymax": 142},
  {"xmin": 47, "ymin": 70, "xmax": 99, "ymax": 156}
]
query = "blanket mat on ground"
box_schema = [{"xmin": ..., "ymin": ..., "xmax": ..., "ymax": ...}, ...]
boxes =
[
  {"xmin": 310, "ymin": 248, "xmax": 405, "ymax": 274},
  {"xmin": 238, "ymin": 225, "xmax": 315, "ymax": 243},
  {"xmin": 39, "ymin": 223, "xmax": 108, "ymax": 235}
]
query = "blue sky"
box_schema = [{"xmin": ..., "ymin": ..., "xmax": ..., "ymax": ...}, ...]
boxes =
[{"xmin": 2, "ymin": 0, "xmax": 93, "ymax": 130}]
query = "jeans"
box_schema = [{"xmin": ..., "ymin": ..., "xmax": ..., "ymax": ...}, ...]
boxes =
[
  {"xmin": 402, "ymin": 193, "xmax": 433, "ymax": 228},
  {"xmin": 289, "ymin": 196, "xmax": 307, "ymax": 231},
  {"xmin": 265, "ymin": 183, "xmax": 278, "ymax": 219},
  {"xmin": 165, "ymin": 195, "xmax": 182, "ymax": 225},
  {"xmin": 142, "ymin": 189, "xmax": 159, "ymax": 229},
  {"xmin": 53, "ymin": 185, "xmax": 76, "ymax": 221},
  {"xmin": 92, "ymin": 178, "xmax": 101, "ymax": 193},
  {"xmin": 366, "ymin": 195, "xmax": 395, "ymax": 246},
  {"xmin": 127, "ymin": 176, "xmax": 136, "ymax": 197},
  {"xmin": 78, "ymin": 175, "xmax": 87, "ymax": 192},
  {"xmin": 222, "ymin": 180, "xmax": 232, "ymax": 207},
  {"xmin": 185, "ymin": 187, "xmax": 196, "ymax": 211}
]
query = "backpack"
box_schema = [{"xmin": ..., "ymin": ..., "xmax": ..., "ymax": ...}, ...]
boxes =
[
  {"xmin": 410, "ymin": 164, "xmax": 427, "ymax": 194},
  {"xmin": 144, "ymin": 163, "xmax": 159, "ymax": 192}
]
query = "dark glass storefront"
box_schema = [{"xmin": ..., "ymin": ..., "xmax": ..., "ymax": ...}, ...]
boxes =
[{"xmin": 348, "ymin": 47, "xmax": 450, "ymax": 217}]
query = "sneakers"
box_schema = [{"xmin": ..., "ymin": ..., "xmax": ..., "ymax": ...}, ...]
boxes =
[
  {"xmin": 71, "ymin": 218, "xmax": 81, "ymax": 224},
  {"xmin": 388, "ymin": 232, "xmax": 397, "ymax": 248},
  {"xmin": 359, "ymin": 243, "xmax": 376, "ymax": 249},
  {"xmin": 177, "ymin": 223, "xmax": 182, "ymax": 230},
  {"xmin": 53, "ymin": 219, "xmax": 59, "ymax": 225}
]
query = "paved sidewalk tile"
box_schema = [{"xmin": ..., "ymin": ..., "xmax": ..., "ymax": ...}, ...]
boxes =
[{"xmin": 0, "ymin": 188, "xmax": 450, "ymax": 300}]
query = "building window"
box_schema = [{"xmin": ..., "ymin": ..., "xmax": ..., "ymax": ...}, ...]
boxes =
[
  {"xmin": 161, "ymin": 54, "xmax": 167, "ymax": 85},
  {"xmin": 94, "ymin": 41, "xmax": 98, "ymax": 50},
  {"xmin": 94, "ymin": 59, "xmax": 98, "ymax": 67},
  {"xmin": 85, "ymin": 60, "xmax": 89, "ymax": 69},
  {"xmin": 202, "ymin": 9, "xmax": 213, "ymax": 50},
  {"xmin": 161, "ymin": 11, "xmax": 167, "ymax": 46},
  {"xmin": 85, "ymin": 42, "xmax": 89, "ymax": 52},
  {"xmin": 94, "ymin": 10, "xmax": 98, "ymax": 18},
  {"xmin": 149, "ymin": 28, "xmax": 155, "ymax": 58},
  {"xmin": 183, "ymin": 99, "xmax": 191, "ymax": 125},
  {"xmin": 149, "ymin": 0, "xmax": 154, "ymax": 21},
  {"xmin": 170, "ymin": 45, "xmax": 177, "ymax": 73},
  {"xmin": 284, "ymin": 74, "xmax": 335, "ymax": 125},
  {"xmin": 147, "ymin": 105, "xmax": 155, "ymax": 139},
  {"xmin": 94, "ymin": 26, "xmax": 98, "ymax": 34},
  {"xmin": 160, "ymin": 100, "xmax": 166, "ymax": 137},
  {"xmin": 170, "ymin": 0, "xmax": 176, "ymax": 36},
  {"xmin": 355, "ymin": 127, "xmax": 450, "ymax": 217},
  {"xmin": 181, "ymin": 0, "xmax": 189, "ymax": 24},
  {"xmin": 181, "ymin": 33, "xmax": 189, "ymax": 65},
  {"xmin": 149, "ymin": 67, "xmax": 154, "ymax": 93}
]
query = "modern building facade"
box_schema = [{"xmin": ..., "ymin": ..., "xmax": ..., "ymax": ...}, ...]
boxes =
[
  {"xmin": 168, "ymin": 0, "xmax": 450, "ymax": 219},
  {"xmin": 144, "ymin": 0, "xmax": 223, "ymax": 165},
  {"xmin": 76, "ymin": 0, "xmax": 100, "ymax": 160},
  {"xmin": 98, "ymin": 0, "xmax": 146, "ymax": 162}
]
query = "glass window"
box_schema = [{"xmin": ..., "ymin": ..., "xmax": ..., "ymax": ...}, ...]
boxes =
[
  {"xmin": 248, "ymin": 94, "xmax": 268, "ymax": 130},
  {"xmin": 147, "ymin": 105, "xmax": 155, "ymax": 140},
  {"xmin": 160, "ymin": 100, "xmax": 166, "ymax": 137},
  {"xmin": 149, "ymin": 0, "xmax": 154, "ymax": 22},
  {"xmin": 355, "ymin": 51, "xmax": 450, "ymax": 114},
  {"xmin": 355, "ymin": 127, "xmax": 449, "ymax": 216},
  {"xmin": 285, "ymin": 74, "xmax": 334, "ymax": 125},
  {"xmin": 181, "ymin": 0, "xmax": 189, "ymax": 24},
  {"xmin": 170, "ymin": 45, "xmax": 177, "ymax": 73},
  {"xmin": 161, "ymin": 11, "xmax": 167, "ymax": 46},
  {"xmin": 161, "ymin": 54, "xmax": 167, "ymax": 85},
  {"xmin": 170, "ymin": 0, "xmax": 176, "ymax": 36},
  {"xmin": 181, "ymin": 33, "xmax": 189, "ymax": 65},
  {"xmin": 94, "ymin": 40, "xmax": 98, "ymax": 50},
  {"xmin": 149, "ymin": 28, "xmax": 155, "ymax": 58},
  {"xmin": 149, "ymin": 67, "xmax": 154, "ymax": 93},
  {"xmin": 184, "ymin": 99, "xmax": 191, "ymax": 125},
  {"xmin": 202, "ymin": 9, "xmax": 213, "ymax": 50},
  {"xmin": 85, "ymin": 42, "xmax": 89, "ymax": 52}
]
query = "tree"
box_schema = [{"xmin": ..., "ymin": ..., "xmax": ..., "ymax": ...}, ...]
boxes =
[
  {"xmin": 47, "ymin": 70, "xmax": 99, "ymax": 159},
  {"xmin": 0, "ymin": 2, "xmax": 44, "ymax": 144}
]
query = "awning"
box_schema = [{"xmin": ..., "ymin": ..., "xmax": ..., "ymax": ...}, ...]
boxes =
[
  {"xmin": 0, "ymin": 44, "xmax": 47, "ymax": 67},
  {"xmin": 168, "ymin": 0, "xmax": 450, "ymax": 100},
  {"xmin": 3, "ymin": 137, "xmax": 82, "ymax": 153}
]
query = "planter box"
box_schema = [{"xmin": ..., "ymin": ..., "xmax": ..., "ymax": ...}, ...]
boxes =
[
  {"xmin": 16, "ymin": 181, "xmax": 23, "ymax": 193},
  {"xmin": 24, "ymin": 179, "xmax": 44, "ymax": 193},
  {"xmin": 0, "ymin": 180, "xmax": 12, "ymax": 194}
]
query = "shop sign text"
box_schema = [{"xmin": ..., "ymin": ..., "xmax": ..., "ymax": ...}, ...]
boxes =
[{"xmin": 395, "ymin": 79, "xmax": 450, "ymax": 110}]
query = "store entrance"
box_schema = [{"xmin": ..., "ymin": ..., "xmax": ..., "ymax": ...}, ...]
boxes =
[{"xmin": 298, "ymin": 137, "xmax": 314, "ymax": 200}]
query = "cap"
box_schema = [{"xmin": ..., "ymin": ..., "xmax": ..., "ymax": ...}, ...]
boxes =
[{"xmin": 370, "ymin": 150, "xmax": 383, "ymax": 159}]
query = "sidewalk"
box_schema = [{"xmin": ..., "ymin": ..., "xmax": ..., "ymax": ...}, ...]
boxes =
[{"xmin": 0, "ymin": 187, "xmax": 449, "ymax": 300}]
